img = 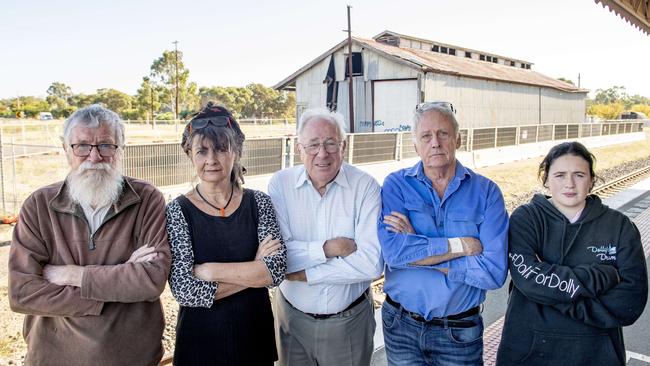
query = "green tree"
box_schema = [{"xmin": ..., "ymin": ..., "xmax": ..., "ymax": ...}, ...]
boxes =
[
  {"xmin": 10, "ymin": 96, "xmax": 50, "ymax": 118},
  {"xmin": 95, "ymin": 88, "xmax": 133, "ymax": 116},
  {"xmin": 594, "ymin": 86, "xmax": 627, "ymax": 105},
  {"xmin": 69, "ymin": 93, "xmax": 99, "ymax": 108},
  {"xmin": 46, "ymin": 82, "xmax": 75, "ymax": 118},
  {"xmin": 557, "ymin": 77, "xmax": 575, "ymax": 85},
  {"xmin": 46, "ymin": 82, "xmax": 73, "ymax": 102},
  {"xmin": 135, "ymin": 77, "xmax": 162, "ymax": 121},
  {"xmin": 199, "ymin": 86, "xmax": 253, "ymax": 118},
  {"xmin": 149, "ymin": 50, "xmax": 194, "ymax": 119}
]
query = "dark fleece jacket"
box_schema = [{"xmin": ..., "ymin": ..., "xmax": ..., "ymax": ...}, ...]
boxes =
[{"xmin": 496, "ymin": 194, "xmax": 648, "ymax": 366}]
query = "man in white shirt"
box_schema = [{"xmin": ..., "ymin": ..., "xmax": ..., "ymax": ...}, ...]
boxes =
[{"xmin": 268, "ymin": 108, "xmax": 383, "ymax": 366}]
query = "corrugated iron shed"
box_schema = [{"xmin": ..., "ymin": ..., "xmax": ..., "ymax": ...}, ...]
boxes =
[{"xmin": 275, "ymin": 35, "xmax": 585, "ymax": 93}]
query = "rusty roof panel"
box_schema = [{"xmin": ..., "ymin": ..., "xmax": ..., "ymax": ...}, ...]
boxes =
[{"xmin": 357, "ymin": 38, "xmax": 587, "ymax": 93}]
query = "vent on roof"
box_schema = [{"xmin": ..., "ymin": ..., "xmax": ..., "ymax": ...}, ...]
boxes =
[
  {"xmin": 432, "ymin": 45, "xmax": 439, "ymax": 52},
  {"xmin": 449, "ymin": 48, "xmax": 456, "ymax": 56},
  {"xmin": 510, "ymin": 61, "xmax": 515, "ymax": 66},
  {"xmin": 480, "ymin": 54, "xmax": 485, "ymax": 61},
  {"xmin": 376, "ymin": 35, "xmax": 400, "ymax": 47},
  {"xmin": 465, "ymin": 51, "xmax": 472, "ymax": 58},
  {"xmin": 492, "ymin": 58, "xmax": 498, "ymax": 63}
]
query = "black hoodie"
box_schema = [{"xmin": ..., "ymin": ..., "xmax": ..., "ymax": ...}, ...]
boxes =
[{"xmin": 496, "ymin": 194, "xmax": 648, "ymax": 366}]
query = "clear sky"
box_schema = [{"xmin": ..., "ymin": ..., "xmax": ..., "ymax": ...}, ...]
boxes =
[{"xmin": 2, "ymin": 0, "xmax": 649, "ymax": 99}]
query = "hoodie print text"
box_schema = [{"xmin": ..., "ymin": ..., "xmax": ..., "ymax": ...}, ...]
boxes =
[{"xmin": 509, "ymin": 252, "xmax": 581, "ymax": 298}]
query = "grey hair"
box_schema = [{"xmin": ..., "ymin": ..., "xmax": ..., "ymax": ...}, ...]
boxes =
[
  {"xmin": 298, "ymin": 108, "xmax": 347, "ymax": 142},
  {"xmin": 62, "ymin": 104, "xmax": 125, "ymax": 147},
  {"xmin": 412, "ymin": 104, "xmax": 459, "ymax": 142}
]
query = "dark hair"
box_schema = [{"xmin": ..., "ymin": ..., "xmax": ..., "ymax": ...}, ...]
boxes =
[
  {"xmin": 181, "ymin": 102, "xmax": 246, "ymax": 188},
  {"xmin": 538, "ymin": 141, "xmax": 598, "ymax": 190}
]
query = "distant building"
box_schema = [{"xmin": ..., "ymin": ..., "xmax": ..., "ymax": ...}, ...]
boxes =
[{"xmin": 274, "ymin": 30, "xmax": 588, "ymax": 132}]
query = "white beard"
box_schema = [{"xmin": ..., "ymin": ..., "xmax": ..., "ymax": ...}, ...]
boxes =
[{"xmin": 66, "ymin": 161, "xmax": 124, "ymax": 208}]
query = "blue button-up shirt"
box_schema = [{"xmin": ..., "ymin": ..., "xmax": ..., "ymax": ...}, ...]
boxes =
[{"xmin": 378, "ymin": 160, "xmax": 508, "ymax": 319}]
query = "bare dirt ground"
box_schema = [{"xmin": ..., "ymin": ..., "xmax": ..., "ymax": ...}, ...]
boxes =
[{"xmin": 0, "ymin": 135, "xmax": 649, "ymax": 365}]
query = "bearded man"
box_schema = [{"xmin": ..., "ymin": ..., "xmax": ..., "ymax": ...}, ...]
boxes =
[{"xmin": 8, "ymin": 104, "xmax": 171, "ymax": 366}]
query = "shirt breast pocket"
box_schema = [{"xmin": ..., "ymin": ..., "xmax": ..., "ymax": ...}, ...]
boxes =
[
  {"xmin": 448, "ymin": 213, "xmax": 484, "ymax": 238},
  {"xmin": 334, "ymin": 215, "xmax": 356, "ymax": 239},
  {"xmin": 404, "ymin": 202, "xmax": 436, "ymax": 236}
]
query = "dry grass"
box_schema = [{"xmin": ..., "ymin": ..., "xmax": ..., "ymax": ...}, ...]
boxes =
[{"xmin": 476, "ymin": 138, "xmax": 650, "ymax": 203}]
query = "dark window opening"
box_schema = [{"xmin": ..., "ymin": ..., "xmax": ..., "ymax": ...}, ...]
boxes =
[
  {"xmin": 441, "ymin": 46, "xmax": 448, "ymax": 53},
  {"xmin": 480, "ymin": 54, "xmax": 485, "ymax": 61},
  {"xmin": 492, "ymin": 58, "xmax": 498, "ymax": 63},
  {"xmin": 432, "ymin": 45, "xmax": 439, "ymax": 52},
  {"xmin": 465, "ymin": 51, "xmax": 472, "ymax": 58},
  {"xmin": 525, "ymin": 64, "xmax": 531, "ymax": 69},
  {"xmin": 449, "ymin": 48, "xmax": 456, "ymax": 55},
  {"xmin": 521, "ymin": 64, "xmax": 526, "ymax": 68},
  {"xmin": 510, "ymin": 61, "xmax": 515, "ymax": 66},
  {"xmin": 344, "ymin": 52, "xmax": 364, "ymax": 77},
  {"xmin": 486, "ymin": 56, "xmax": 492, "ymax": 62}
]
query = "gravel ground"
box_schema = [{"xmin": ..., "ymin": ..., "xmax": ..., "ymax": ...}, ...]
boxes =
[{"xmin": 1, "ymin": 155, "xmax": 649, "ymax": 365}]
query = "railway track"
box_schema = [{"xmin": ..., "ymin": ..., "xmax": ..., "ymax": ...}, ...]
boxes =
[
  {"xmin": 370, "ymin": 163, "xmax": 650, "ymax": 302},
  {"xmin": 592, "ymin": 165, "xmax": 650, "ymax": 198}
]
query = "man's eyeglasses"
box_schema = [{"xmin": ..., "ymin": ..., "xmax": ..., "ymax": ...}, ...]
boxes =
[
  {"xmin": 416, "ymin": 101, "xmax": 456, "ymax": 114},
  {"xmin": 188, "ymin": 116, "xmax": 232, "ymax": 133},
  {"xmin": 299, "ymin": 140, "xmax": 343, "ymax": 155},
  {"xmin": 70, "ymin": 144, "xmax": 119, "ymax": 157}
]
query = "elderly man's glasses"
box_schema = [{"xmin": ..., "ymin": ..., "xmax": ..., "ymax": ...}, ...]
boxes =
[
  {"xmin": 70, "ymin": 144, "xmax": 119, "ymax": 157},
  {"xmin": 416, "ymin": 101, "xmax": 456, "ymax": 114},
  {"xmin": 299, "ymin": 140, "xmax": 343, "ymax": 155}
]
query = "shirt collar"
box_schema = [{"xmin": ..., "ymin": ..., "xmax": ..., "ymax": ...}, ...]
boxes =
[
  {"xmin": 294, "ymin": 163, "xmax": 350, "ymax": 190},
  {"xmin": 406, "ymin": 160, "xmax": 470, "ymax": 184}
]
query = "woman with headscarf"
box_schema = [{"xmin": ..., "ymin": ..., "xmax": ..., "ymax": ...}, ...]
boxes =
[{"xmin": 166, "ymin": 103, "xmax": 286, "ymax": 365}]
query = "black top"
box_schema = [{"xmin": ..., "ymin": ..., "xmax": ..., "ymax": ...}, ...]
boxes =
[
  {"xmin": 173, "ymin": 189, "xmax": 277, "ymax": 366},
  {"xmin": 496, "ymin": 194, "xmax": 648, "ymax": 366}
]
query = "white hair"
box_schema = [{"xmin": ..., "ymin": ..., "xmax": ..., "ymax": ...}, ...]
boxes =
[
  {"xmin": 412, "ymin": 103, "xmax": 459, "ymax": 143},
  {"xmin": 298, "ymin": 108, "xmax": 347, "ymax": 142},
  {"xmin": 62, "ymin": 104, "xmax": 125, "ymax": 147}
]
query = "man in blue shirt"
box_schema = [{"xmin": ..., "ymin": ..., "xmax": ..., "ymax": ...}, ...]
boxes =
[{"xmin": 378, "ymin": 101, "xmax": 508, "ymax": 365}]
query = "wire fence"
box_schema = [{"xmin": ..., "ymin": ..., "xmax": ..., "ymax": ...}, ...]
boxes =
[{"xmin": 0, "ymin": 120, "xmax": 645, "ymax": 214}]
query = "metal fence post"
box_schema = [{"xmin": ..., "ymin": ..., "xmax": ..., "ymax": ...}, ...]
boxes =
[
  {"xmin": 515, "ymin": 126, "xmax": 520, "ymax": 146},
  {"xmin": 10, "ymin": 138, "xmax": 17, "ymax": 213},
  {"xmin": 289, "ymin": 137, "xmax": 296, "ymax": 168},
  {"xmin": 0, "ymin": 127, "xmax": 4, "ymax": 214},
  {"xmin": 347, "ymin": 134, "xmax": 354, "ymax": 165},
  {"xmin": 493, "ymin": 127, "xmax": 498, "ymax": 148},
  {"xmin": 395, "ymin": 133, "xmax": 402, "ymax": 161},
  {"xmin": 281, "ymin": 137, "xmax": 287, "ymax": 170}
]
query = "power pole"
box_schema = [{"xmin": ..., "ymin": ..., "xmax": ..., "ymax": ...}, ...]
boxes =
[
  {"xmin": 173, "ymin": 40, "xmax": 180, "ymax": 131},
  {"xmin": 346, "ymin": 5, "xmax": 355, "ymax": 133},
  {"xmin": 578, "ymin": 73, "xmax": 581, "ymax": 89}
]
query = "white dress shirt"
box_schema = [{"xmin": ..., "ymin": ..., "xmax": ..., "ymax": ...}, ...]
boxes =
[{"xmin": 268, "ymin": 163, "xmax": 383, "ymax": 315}]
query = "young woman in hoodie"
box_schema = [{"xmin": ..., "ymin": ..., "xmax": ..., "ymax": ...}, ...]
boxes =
[{"xmin": 496, "ymin": 141, "xmax": 648, "ymax": 366}]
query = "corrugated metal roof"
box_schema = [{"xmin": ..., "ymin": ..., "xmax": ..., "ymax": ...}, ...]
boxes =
[
  {"xmin": 373, "ymin": 30, "xmax": 534, "ymax": 65},
  {"xmin": 357, "ymin": 38, "xmax": 586, "ymax": 93},
  {"xmin": 274, "ymin": 36, "xmax": 587, "ymax": 93},
  {"xmin": 595, "ymin": 0, "xmax": 650, "ymax": 35}
]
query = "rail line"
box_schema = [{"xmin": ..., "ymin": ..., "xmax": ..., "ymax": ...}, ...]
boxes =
[{"xmin": 592, "ymin": 165, "xmax": 650, "ymax": 198}]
